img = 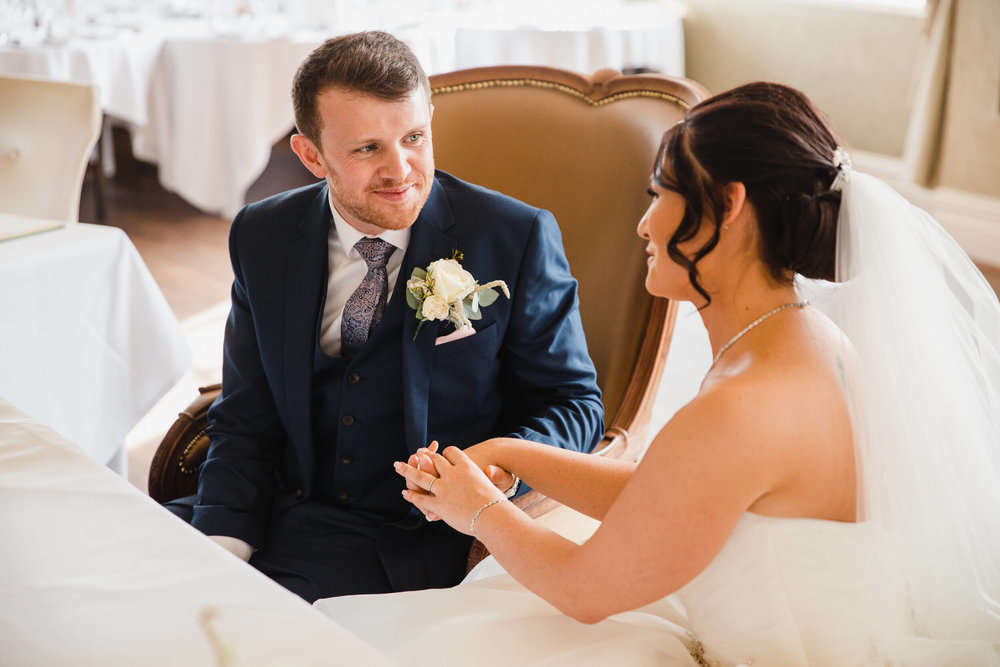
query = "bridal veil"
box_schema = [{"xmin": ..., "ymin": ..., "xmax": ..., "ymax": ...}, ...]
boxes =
[{"xmin": 807, "ymin": 169, "xmax": 1000, "ymax": 657}]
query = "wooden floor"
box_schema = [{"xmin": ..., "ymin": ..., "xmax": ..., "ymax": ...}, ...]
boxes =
[{"xmin": 79, "ymin": 130, "xmax": 317, "ymax": 320}]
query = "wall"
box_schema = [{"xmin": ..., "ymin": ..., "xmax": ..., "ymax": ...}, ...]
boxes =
[
  {"xmin": 672, "ymin": 0, "xmax": 1000, "ymax": 262},
  {"xmin": 935, "ymin": 0, "xmax": 1000, "ymax": 197},
  {"xmin": 680, "ymin": 0, "xmax": 925, "ymax": 157}
]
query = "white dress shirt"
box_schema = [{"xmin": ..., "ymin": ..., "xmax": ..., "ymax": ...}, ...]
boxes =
[{"xmin": 319, "ymin": 194, "xmax": 411, "ymax": 357}]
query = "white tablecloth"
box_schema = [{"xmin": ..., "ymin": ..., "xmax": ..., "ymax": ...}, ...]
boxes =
[
  {"xmin": 131, "ymin": 31, "xmax": 319, "ymax": 217},
  {"xmin": 0, "ymin": 396, "xmax": 395, "ymax": 666},
  {"xmin": 452, "ymin": 1, "xmax": 685, "ymax": 76},
  {"xmin": 0, "ymin": 217, "xmax": 190, "ymax": 470},
  {"xmin": 0, "ymin": 1, "xmax": 685, "ymax": 217}
]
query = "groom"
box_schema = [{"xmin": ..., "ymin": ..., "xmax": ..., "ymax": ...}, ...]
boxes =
[{"xmin": 185, "ymin": 31, "xmax": 604, "ymax": 602}]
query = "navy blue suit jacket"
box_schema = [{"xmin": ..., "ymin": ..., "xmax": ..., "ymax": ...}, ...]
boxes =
[{"xmin": 192, "ymin": 171, "xmax": 603, "ymax": 575}]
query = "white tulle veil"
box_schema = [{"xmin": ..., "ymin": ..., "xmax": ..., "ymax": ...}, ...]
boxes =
[{"xmin": 802, "ymin": 170, "xmax": 1000, "ymax": 656}]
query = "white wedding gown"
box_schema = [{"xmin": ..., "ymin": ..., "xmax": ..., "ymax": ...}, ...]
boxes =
[
  {"xmin": 316, "ymin": 512, "xmax": 993, "ymax": 666},
  {"xmin": 316, "ymin": 172, "xmax": 1000, "ymax": 665}
]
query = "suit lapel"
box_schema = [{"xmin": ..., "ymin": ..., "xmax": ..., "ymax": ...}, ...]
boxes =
[
  {"xmin": 401, "ymin": 180, "xmax": 456, "ymax": 454},
  {"xmin": 282, "ymin": 184, "xmax": 331, "ymax": 483}
]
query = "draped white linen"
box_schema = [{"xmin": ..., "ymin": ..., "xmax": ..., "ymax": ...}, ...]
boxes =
[
  {"xmin": 0, "ymin": 217, "xmax": 189, "ymax": 472},
  {"xmin": 0, "ymin": 396, "xmax": 396, "ymax": 666}
]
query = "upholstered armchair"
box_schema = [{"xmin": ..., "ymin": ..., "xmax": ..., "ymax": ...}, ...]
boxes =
[{"xmin": 150, "ymin": 65, "xmax": 709, "ymax": 568}]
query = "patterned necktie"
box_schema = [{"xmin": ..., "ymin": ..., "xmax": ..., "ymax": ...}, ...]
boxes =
[{"xmin": 341, "ymin": 237, "xmax": 395, "ymax": 357}]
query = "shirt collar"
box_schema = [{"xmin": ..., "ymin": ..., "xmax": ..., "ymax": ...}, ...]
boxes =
[{"xmin": 328, "ymin": 191, "xmax": 411, "ymax": 257}]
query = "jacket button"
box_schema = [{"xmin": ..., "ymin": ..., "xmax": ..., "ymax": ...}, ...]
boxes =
[
  {"xmin": 342, "ymin": 414, "xmax": 354, "ymax": 426},
  {"xmin": 340, "ymin": 454, "xmax": 353, "ymax": 464},
  {"xmin": 348, "ymin": 372, "xmax": 361, "ymax": 384},
  {"xmin": 295, "ymin": 488, "xmax": 303, "ymax": 498}
]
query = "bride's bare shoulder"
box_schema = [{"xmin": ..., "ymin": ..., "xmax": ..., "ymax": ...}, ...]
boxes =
[
  {"xmin": 659, "ymin": 311, "xmax": 856, "ymax": 519},
  {"xmin": 662, "ymin": 312, "xmax": 851, "ymax": 465},
  {"xmin": 706, "ymin": 308, "xmax": 850, "ymax": 399}
]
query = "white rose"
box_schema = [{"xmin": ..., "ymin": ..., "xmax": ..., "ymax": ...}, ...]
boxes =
[
  {"xmin": 429, "ymin": 259, "xmax": 476, "ymax": 303},
  {"xmin": 421, "ymin": 294, "xmax": 450, "ymax": 321}
]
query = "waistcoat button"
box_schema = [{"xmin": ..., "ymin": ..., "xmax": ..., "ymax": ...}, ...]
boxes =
[
  {"xmin": 348, "ymin": 372, "xmax": 361, "ymax": 384},
  {"xmin": 337, "ymin": 491, "xmax": 348, "ymax": 501},
  {"xmin": 340, "ymin": 454, "xmax": 353, "ymax": 464},
  {"xmin": 342, "ymin": 414, "xmax": 354, "ymax": 426}
]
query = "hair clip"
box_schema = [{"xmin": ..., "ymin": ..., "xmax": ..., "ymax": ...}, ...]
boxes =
[{"xmin": 831, "ymin": 147, "xmax": 853, "ymax": 191}]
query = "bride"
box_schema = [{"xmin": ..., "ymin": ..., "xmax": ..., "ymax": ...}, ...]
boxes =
[{"xmin": 316, "ymin": 82, "xmax": 1000, "ymax": 665}]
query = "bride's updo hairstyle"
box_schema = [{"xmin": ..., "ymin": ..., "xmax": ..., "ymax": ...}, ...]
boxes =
[{"xmin": 654, "ymin": 82, "xmax": 843, "ymax": 304}]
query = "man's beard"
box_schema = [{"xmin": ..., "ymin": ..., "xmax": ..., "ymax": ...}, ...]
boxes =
[{"xmin": 328, "ymin": 174, "xmax": 431, "ymax": 232}]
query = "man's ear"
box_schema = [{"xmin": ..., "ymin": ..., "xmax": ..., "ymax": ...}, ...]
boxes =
[
  {"xmin": 720, "ymin": 182, "xmax": 748, "ymax": 228},
  {"xmin": 290, "ymin": 134, "xmax": 328, "ymax": 179}
]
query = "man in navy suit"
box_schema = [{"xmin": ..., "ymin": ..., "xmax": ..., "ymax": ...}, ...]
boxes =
[{"xmin": 188, "ymin": 31, "xmax": 603, "ymax": 602}]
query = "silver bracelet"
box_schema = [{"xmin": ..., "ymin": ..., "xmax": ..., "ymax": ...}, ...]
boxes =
[
  {"xmin": 470, "ymin": 497, "xmax": 504, "ymax": 537},
  {"xmin": 503, "ymin": 474, "xmax": 521, "ymax": 499}
]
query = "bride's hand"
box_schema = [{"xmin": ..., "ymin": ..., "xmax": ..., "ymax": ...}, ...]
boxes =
[
  {"xmin": 395, "ymin": 447, "xmax": 506, "ymax": 537},
  {"xmin": 406, "ymin": 440, "xmax": 440, "ymax": 489},
  {"xmin": 406, "ymin": 441, "xmax": 441, "ymax": 521},
  {"xmin": 404, "ymin": 441, "xmax": 515, "ymax": 523}
]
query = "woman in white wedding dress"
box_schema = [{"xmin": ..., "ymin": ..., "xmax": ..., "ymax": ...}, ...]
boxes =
[{"xmin": 316, "ymin": 82, "xmax": 1000, "ymax": 666}]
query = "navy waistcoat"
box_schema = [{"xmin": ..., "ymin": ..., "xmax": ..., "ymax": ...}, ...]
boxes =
[{"xmin": 311, "ymin": 289, "xmax": 410, "ymax": 519}]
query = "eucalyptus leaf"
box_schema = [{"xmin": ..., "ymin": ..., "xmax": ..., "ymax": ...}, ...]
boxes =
[
  {"xmin": 463, "ymin": 303, "xmax": 482, "ymax": 320},
  {"xmin": 411, "ymin": 267, "xmax": 427, "ymax": 280},
  {"xmin": 477, "ymin": 288, "xmax": 499, "ymax": 307},
  {"xmin": 405, "ymin": 290, "xmax": 420, "ymax": 310}
]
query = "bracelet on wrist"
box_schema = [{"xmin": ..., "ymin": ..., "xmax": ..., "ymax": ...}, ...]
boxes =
[
  {"xmin": 470, "ymin": 497, "xmax": 504, "ymax": 537},
  {"xmin": 503, "ymin": 473, "xmax": 521, "ymax": 499}
]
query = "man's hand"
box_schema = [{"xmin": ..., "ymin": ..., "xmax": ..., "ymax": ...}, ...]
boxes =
[
  {"xmin": 483, "ymin": 464, "xmax": 515, "ymax": 494},
  {"xmin": 464, "ymin": 440, "xmax": 516, "ymax": 494},
  {"xmin": 209, "ymin": 535, "xmax": 253, "ymax": 562}
]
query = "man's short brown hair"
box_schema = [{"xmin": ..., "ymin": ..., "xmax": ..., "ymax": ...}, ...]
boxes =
[{"xmin": 292, "ymin": 31, "xmax": 430, "ymax": 147}]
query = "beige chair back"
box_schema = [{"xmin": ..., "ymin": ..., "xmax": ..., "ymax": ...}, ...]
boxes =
[
  {"xmin": 430, "ymin": 66, "xmax": 709, "ymax": 458},
  {"xmin": 0, "ymin": 74, "xmax": 101, "ymax": 222}
]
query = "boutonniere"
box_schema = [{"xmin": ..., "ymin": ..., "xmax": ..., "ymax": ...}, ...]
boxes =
[{"xmin": 405, "ymin": 251, "xmax": 510, "ymax": 340}]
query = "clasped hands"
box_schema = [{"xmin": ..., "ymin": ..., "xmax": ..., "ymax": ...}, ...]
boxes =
[{"xmin": 394, "ymin": 440, "xmax": 514, "ymax": 536}]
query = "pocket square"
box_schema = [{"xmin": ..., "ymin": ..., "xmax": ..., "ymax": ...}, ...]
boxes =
[{"xmin": 435, "ymin": 324, "xmax": 475, "ymax": 346}]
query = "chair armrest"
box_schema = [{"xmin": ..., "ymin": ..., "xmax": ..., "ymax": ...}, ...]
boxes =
[{"xmin": 147, "ymin": 383, "xmax": 221, "ymax": 503}]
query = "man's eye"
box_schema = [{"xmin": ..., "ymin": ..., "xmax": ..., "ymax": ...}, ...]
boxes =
[
  {"xmin": 647, "ymin": 188, "xmax": 659, "ymax": 199},
  {"xmin": 357, "ymin": 144, "xmax": 377, "ymax": 153},
  {"xmin": 407, "ymin": 133, "xmax": 422, "ymax": 143}
]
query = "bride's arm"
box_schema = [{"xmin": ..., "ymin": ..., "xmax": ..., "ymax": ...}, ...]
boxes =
[
  {"xmin": 462, "ymin": 438, "xmax": 636, "ymax": 520},
  {"xmin": 399, "ymin": 378, "xmax": 789, "ymax": 623}
]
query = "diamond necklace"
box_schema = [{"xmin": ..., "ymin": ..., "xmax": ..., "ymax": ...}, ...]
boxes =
[{"xmin": 711, "ymin": 300, "xmax": 809, "ymax": 369}]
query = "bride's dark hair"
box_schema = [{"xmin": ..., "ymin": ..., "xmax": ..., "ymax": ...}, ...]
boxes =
[{"xmin": 654, "ymin": 82, "xmax": 843, "ymax": 304}]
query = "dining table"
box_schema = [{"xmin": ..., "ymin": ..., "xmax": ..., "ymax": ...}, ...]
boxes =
[
  {"xmin": 0, "ymin": 395, "xmax": 396, "ymax": 666},
  {"xmin": 0, "ymin": 214, "xmax": 190, "ymax": 474}
]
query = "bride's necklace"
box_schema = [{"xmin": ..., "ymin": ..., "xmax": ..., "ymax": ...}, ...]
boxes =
[{"xmin": 711, "ymin": 300, "xmax": 809, "ymax": 369}]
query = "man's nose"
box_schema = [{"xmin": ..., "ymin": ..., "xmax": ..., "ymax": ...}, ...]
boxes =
[{"xmin": 380, "ymin": 145, "xmax": 411, "ymax": 182}]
